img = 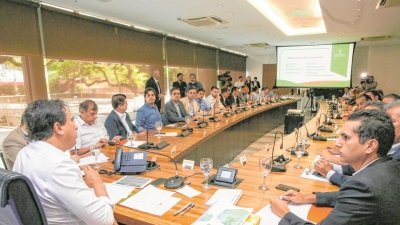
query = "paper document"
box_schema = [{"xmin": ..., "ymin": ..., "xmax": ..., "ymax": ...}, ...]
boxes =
[
  {"xmin": 154, "ymin": 132, "xmax": 178, "ymax": 137},
  {"xmin": 104, "ymin": 183, "xmax": 135, "ymax": 204},
  {"xmin": 123, "ymin": 141, "xmax": 146, "ymax": 148},
  {"xmin": 119, "ymin": 185, "xmax": 178, "ymax": 216},
  {"xmin": 113, "ymin": 176, "xmax": 153, "ymax": 188},
  {"xmin": 176, "ymin": 185, "xmax": 202, "ymax": 198},
  {"xmin": 193, "ymin": 202, "xmax": 253, "ymax": 225},
  {"xmin": 300, "ymin": 169, "xmax": 329, "ymax": 183},
  {"xmin": 256, "ymin": 203, "xmax": 314, "ymax": 225},
  {"xmin": 205, "ymin": 189, "xmax": 242, "ymax": 206},
  {"xmin": 166, "ymin": 124, "xmax": 187, "ymax": 128},
  {"xmin": 78, "ymin": 153, "xmax": 109, "ymax": 166}
]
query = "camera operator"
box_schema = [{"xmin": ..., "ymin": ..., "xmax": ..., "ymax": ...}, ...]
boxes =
[
  {"xmin": 361, "ymin": 75, "xmax": 378, "ymax": 90},
  {"xmin": 218, "ymin": 71, "xmax": 232, "ymax": 89}
]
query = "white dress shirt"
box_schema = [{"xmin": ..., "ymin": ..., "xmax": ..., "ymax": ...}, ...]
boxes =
[
  {"xmin": 234, "ymin": 81, "xmax": 244, "ymax": 88},
  {"xmin": 75, "ymin": 117, "xmax": 108, "ymax": 148},
  {"xmin": 13, "ymin": 141, "xmax": 114, "ymax": 225},
  {"xmin": 113, "ymin": 110, "xmax": 133, "ymax": 136},
  {"xmin": 205, "ymin": 95, "xmax": 223, "ymax": 109}
]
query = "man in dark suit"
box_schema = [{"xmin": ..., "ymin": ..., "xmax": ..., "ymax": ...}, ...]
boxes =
[
  {"xmin": 162, "ymin": 87, "xmax": 194, "ymax": 125},
  {"xmin": 104, "ymin": 94, "xmax": 138, "ymax": 140},
  {"xmin": 219, "ymin": 88, "xmax": 230, "ymax": 108},
  {"xmin": 270, "ymin": 110, "xmax": 400, "ymax": 225},
  {"xmin": 314, "ymin": 100, "xmax": 400, "ymax": 187},
  {"xmin": 172, "ymin": 73, "xmax": 187, "ymax": 98},
  {"xmin": 252, "ymin": 77, "xmax": 260, "ymax": 89},
  {"xmin": 227, "ymin": 86, "xmax": 240, "ymax": 108},
  {"xmin": 145, "ymin": 69, "xmax": 164, "ymax": 111}
]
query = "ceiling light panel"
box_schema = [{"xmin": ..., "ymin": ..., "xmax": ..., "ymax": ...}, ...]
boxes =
[{"xmin": 247, "ymin": 0, "xmax": 326, "ymax": 36}]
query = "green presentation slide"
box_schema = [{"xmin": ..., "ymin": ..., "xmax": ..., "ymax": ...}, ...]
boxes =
[{"xmin": 276, "ymin": 43, "xmax": 355, "ymax": 88}]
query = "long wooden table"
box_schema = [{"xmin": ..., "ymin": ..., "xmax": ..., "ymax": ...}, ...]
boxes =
[{"xmin": 98, "ymin": 100, "xmax": 339, "ymax": 225}]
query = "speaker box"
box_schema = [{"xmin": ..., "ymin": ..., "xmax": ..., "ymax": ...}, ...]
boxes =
[{"xmin": 284, "ymin": 114, "xmax": 304, "ymax": 134}]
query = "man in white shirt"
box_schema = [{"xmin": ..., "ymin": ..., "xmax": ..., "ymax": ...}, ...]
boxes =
[
  {"xmin": 74, "ymin": 100, "xmax": 114, "ymax": 155},
  {"xmin": 205, "ymin": 86, "xmax": 224, "ymax": 110},
  {"xmin": 13, "ymin": 99, "xmax": 115, "ymax": 225},
  {"xmin": 234, "ymin": 76, "xmax": 244, "ymax": 88},
  {"xmin": 251, "ymin": 86, "xmax": 260, "ymax": 101}
]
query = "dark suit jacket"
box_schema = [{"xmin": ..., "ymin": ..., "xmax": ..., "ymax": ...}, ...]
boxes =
[
  {"xmin": 2, "ymin": 127, "xmax": 29, "ymax": 170},
  {"xmin": 162, "ymin": 100, "xmax": 190, "ymax": 125},
  {"xmin": 329, "ymin": 149, "xmax": 400, "ymax": 186},
  {"xmin": 280, "ymin": 157, "xmax": 400, "ymax": 225},
  {"xmin": 172, "ymin": 80, "xmax": 187, "ymax": 98},
  {"xmin": 220, "ymin": 94, "xmax": 229, "ymax": 108},
  {"xmin": 252, "ymin": 80, "xmax": 260, "ymax": 89},
  {"xmin": 145, "ymin": 77, "xmax": 161, "ymax": 101},
  {"xmin": 104, "ymin": 110, "xmax": 137, "ymax": 140},
  {"xmin": 227, "ymin": 93, "xmax": 240, "ymax": 107}
]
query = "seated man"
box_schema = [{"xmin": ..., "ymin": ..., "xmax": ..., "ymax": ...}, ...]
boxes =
[
  {"xmin": 219, "ymin": 88, "xmax": 231, "ymax": 108},
  {"xmin": 315, "ymin": 100, "xmax": 400, "ymax": 187},
  {"xmin": 2, "ymin": 105, "xmax": 30, "ymax": 170},
  {"xmin": 382, "ymin": 93, "xmax": 400, "ymax": 103},
  {"xmin": 180, "ymin": 87, "xmax": 209, "ymax": 116},
  {"xmin": 355, "ymin": 93, "xmax": 372, "ymax": 110},
  {"xmin": 194, "ymin": 88, "xmax": 211, "ymax": 111},
  {"xmin": 270, "ymin": 109, "xmax": 400, "ymax": 224},
  {"xmin": 162, "ymin": 87, "xmax": 194, "ymax": 125},
  {"xmin": 74, "ymin": 100, "xmax": 110, "ymax": 155},
  {"xmin": 238, "ymin": 86, "xmax": 253, "ymax": 105},
  {"xmin": 227, "ymin": 86, "xmax": 240, "ymax": 107},
  {"xmin": 135, "ymin": 87, "xmax": 162, "ymax": 132},
  {"xmin": 269, "ymin": 86, "xmax": 279, "ymax": 98},
  {"xmin": 105, "ymin": 94, "xmax": 137, "ymax": 140},
  {"xmin": 251, "ymin": 86, "xmax": 260, "ymax": 101},
  {"xmin": 13, "ymin": 99, "xmax": 115, "ymax": 225},
  {"xmin": 205, "ymin": 86, "xmax": 224, "ymax": 111},
  {"xmin": 365, "ymin": 90, "xmax": 382, "ymax": 101}
]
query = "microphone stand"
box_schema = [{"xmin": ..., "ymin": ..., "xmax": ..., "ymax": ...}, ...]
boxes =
[
  {"xmin": 197, "ymin": 105, "xmax": 208, "ymax": 128},
  {"xmin": 271, "ymin": 131, "xmax": 290, "ymax": 172},
  {"xmin": 138, "ymin": 113, "xmax": 155, "ymax": 149},
  {"xmin": 209, "ymin": 100, "xmax": 220, "ymax": 122},
  {"xmin": 317, "ymin": 113, "xmax": 333, "ymax": 133},
  {"xmin": 313, "ymin": 113, "xmax": 328, "ymax": 141},
  {"xmin": 288, "ymin": 122, "xmax": 310, "ymax": 156}
]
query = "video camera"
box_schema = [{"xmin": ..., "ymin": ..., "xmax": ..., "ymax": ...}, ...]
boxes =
[{"xmin": 218, "ymin": 71, "xmax": 232, "ymax": 88}]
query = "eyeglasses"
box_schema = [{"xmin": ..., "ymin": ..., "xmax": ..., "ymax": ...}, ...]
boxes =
[{"xmin": 98, "ymin": 170, "xmax": 117, "ymax": 175}]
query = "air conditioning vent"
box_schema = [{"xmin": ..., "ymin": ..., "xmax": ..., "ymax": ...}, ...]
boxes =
[
  {"xmin": 244, "ymin": 43, "xmax": 270, "ymax": 47},
  {"xmin": 376, "ymin": 0, "xmax": 391, "ymax": 8},
  {"xmin": 361, "ymin": 36, "xmax": 391, "ymax": 41},
  {"xmin": 179, "ymin": 16, "xmax": 228, "ymax": 27}
]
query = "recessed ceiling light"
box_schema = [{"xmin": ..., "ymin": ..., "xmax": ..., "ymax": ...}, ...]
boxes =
[
  {"xmin": 358, "ymin": 8, "xmax": 362, "ymax": 10},
  {"xmin": 356, "ymin": 16, "xmax": 360, "ymax": 18},
  {"xmin": 248, "ymin": 25, "xmax": 251, "ymax": 28},
  {"xmin": 239, "ymin": 20, "xmax": 242, "ymax": 22},
  {"xmin": 230, "ymin": 13, "xmax": 234, "ymax": 15},
  {"xmin": 352, "ymin": 22, "xmax": 355, "ymax": 24},
  {"xmin": 219, "ymin": 5, "xmax": 223, "ymax": 7},
  {"xmin": 342, "ymin": 33, "xmax": 345, "ymax": 34}
]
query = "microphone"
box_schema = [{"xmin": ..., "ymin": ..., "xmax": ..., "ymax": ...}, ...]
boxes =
[
  {"xmin": 271, "ymin": 131, "xmax": 289, "ymax": 172},
  {"xmin": 289, "ymin": 122, "xmax": 310, "ymax": 156},
  {"xmin": 209, "ymin": 99, "xmax": 220, "ymax": 122},
  {"xmin": 138, "ymin": 149, "xmax": 184, "ymax": 189},
  {"xmin": 138, "ymin": 113, "xmax": 155, "ymax": 149},
  {"xmin": 313, "ymin": 114, "xmax": 328, "ymax": 141},
  {"xmin": 197, "ymin": 104, "xmax": 208, "ymax": 128},
  {"xmin": 317, "ymin": 113, "xmax": 333, "ymax": 133}
]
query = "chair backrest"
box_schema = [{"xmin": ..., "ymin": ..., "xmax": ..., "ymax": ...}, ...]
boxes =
[
  {"xmin": 0, "ymin": 152, "xmax": 7, "ymax": 170},
  {"xmin": 0, "ymin": 168, "xmax": 47, "ymax": 225}
]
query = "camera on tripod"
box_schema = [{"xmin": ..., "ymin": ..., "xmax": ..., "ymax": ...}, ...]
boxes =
[{"xmin": 218, "ymin": 71, "xmax": 232, "ymax": 87}]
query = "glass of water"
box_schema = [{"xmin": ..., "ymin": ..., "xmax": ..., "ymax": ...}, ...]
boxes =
[
  {"xmin": 259, "ymin": 157, "xmax": 273, "ymax": 191},
  {"xmin": 90, "ymin": 145, "xmax": 101, "ymax": 169},
  {"xmin": 155, "ymin": 121, "xmax": 163, "ymax": 138},
  {"xmin": 200, "ymin": 158, "xmax": 213, "ymax": 190},
  {"xmin": 294, "ymin": 143, "xmax": 305, "ymax": 169}
]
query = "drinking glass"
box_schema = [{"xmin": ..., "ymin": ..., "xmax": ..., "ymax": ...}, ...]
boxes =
[
  {"xmin": 333, "ymin": 110, "xmax": 338, "ymax": 119},
  {"xmin": 128, "ymin": 132, "xmax": 137, "ymax": 152},
  {"xmin": 294, "ymin": 143, "xmax": 305, "ymax": 169},
  {"xmin": 185, "ymin": 115, "xmax": 191, "ymax": 130},
  {"xmin": 155, "ymin": 121, "xmax": 163, "ymax": 138},
  {"xmin": 90, "ymin": 145, "xmax": 101, "ymax": 169},
  {"xmin": 264, "ymin": 144, "xmax": 270, "ymax": 153},
  {"xmin": 232, "ymin": 104, "xmax": 237, "ymax": 112},
  {"xmin": 300, "ymin": 132, "xmax": 308, "ymax": 144},
  {"xmin": 259, "ymin": 157, "xmax": 273, "ymax": 191},
  {"xmin": 200, "ymin": 158, "xmax": 213, "ymax": 190},
  {"xmin": 332, "ymin": 122, "xmax": 338, "ymax": 137}
]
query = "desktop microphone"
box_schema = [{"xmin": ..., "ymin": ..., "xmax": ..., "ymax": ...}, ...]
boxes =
[
  {"xmin": 313, "ymin": 114, "xmax": 328, "ymax": 141},
  {"xmin": 317, "ymin": 113, "xmax": 333, "ymax": 133},
  {"xmin": 209, "ymin": 100, "xmax": 220, "ymax": 122},
  {"xmin": 138, "ymin": 113, "xmax": 155, "ymax": 149},
  {"xmin": 197, "ymin": 105, "xmax": 208, "ymax": 128},
  {"xmin": 137, "ymin": 149, "xmax": 184, "ymax": 189},
  {"xmin": 289, "ymin": 122, "xmax": 309, "ymax": 156},
  {"xmin": 271, "ymin": 131, "xmax": 288, "ymax": 172}
]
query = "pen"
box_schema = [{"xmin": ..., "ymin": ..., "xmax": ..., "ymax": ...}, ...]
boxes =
[
  {"xmin": 180, "ymin": 203, "xmax": 195, "ymax": 218},
  {"xmin": 173, "ymin": 202, "xmax": 192, "ymax": 216}
]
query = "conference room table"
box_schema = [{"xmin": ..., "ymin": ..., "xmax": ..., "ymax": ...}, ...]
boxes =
[{"xmin": 97, "ymin": 100, "xmax": 340, "ymax": 225}]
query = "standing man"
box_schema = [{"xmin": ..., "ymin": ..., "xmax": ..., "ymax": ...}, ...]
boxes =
[
  {"xmin": 145, "ymin": 69, "xmax": 164, "ymax": 111},
  {"xmin": 74, "ymin": 100, "xmax": 111, "ymax": 156},
  {"xmin": 234, "ymin": 76, "xmax": 244, "ymax": 88},
  {"xmin": 252, "ymin": 77, "xmax": 261, "ymax": 89},
  {"xmin": 205, "ymin": 86, "xmax": 224, "ymax": 110},
  {"xmin": 162, "ymin": 87, "xmax": 194, "ymax": 125},
  {"xmin": 104, "ymin": 94, "xmax": 138, "ymax": 140},
  {"xmin": 270, "ymin": 110, "xmax": 400, "ymax": 225},
  {"xmin": 185, "ymin": 73, "xmax": 203, "ymax": 92},
  {"xmin": 135, "ymin": 87, "xmax": 162, "ymax": 133},
  {"xmin": 13, "ymin": 99, "xmax": 115, "ymax": 225},
  {"xmin": 172, "ymin": 73, "xmax": 187, "ymax": 98}
]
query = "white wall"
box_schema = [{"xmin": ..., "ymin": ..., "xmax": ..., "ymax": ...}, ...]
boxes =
[{"xmin": 246, "ymin": 54, "xmax": 276, "ymax": 85}]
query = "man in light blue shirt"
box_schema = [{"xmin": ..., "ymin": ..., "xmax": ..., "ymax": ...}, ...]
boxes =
[
  {"xmin": 194, "ymin": 88, "xmax": 211, "ymax": 111},
  {"xmin": 135, "ymin": 87, "xmax": 162, "ymax": 132}
]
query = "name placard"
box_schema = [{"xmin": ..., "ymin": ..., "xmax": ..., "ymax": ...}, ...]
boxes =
[
  {"xmin": 240, "ymin": 156, "xmax": 247, "ymax": 165},
  {"xmin": 182, "ymin": 159, "xmax": 195, "ymax": 169},
  {"xmin": 171, "ymin": 145, "xmax": 177, "ymax": 154}
]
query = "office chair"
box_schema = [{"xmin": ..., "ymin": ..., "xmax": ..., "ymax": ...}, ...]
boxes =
[
  {"xmin": 0, "ymin": 168, "xmax": 47, "ymax": 225},
  {"xmin": 0, "ymin": 152, "xmax": 6, "ymax": 170}
]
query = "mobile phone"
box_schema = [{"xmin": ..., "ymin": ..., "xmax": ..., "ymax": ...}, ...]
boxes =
[{"xmin": 151, "ymin": 178, "xmax": 166, "ymax": 187}]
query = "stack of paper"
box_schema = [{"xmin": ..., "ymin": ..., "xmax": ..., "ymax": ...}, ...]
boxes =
[
  {"xmin": 193, "ymin": 202, "xmax": 253, "ymax": 225},
  {"xmin": 104, "ymin": 183, "xmax": 135, "ymax": 204},
  {"xmin": 119, "ymin": 185, "xmax": 181, "ymax": 216},
  {"xmin": 176, "ymin": 185, "xmax": 202, "ymax": 198},
  {"xmin": 154, "ymin": 132, "xmax": 178, "ymax": 137},
  {"xmin": 205, "ymin": 189, "xmax": 242, "ymax": 206},
  {"xmin": 78, "ymin": 153, "xmax": 109, "ymax": 166}
]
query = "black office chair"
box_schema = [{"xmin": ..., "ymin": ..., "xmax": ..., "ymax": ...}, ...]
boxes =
[
  {"xmin": 0, "ymin": 168, "xmax": 47, "ymax": 225},
  {"xmin": 0, "ymin": 152, "xmax": 7, "ymax": 170}
]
